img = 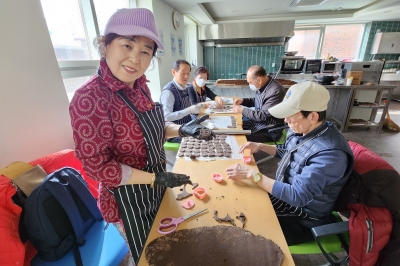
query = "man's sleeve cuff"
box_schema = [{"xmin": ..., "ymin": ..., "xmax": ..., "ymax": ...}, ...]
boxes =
[
  {"xmin": 274, "ymin": 148, "xmax": 285, "ymax": 159},
  {"xmin": 271, "ymin": 181, "xmax": 284, "ymax": 198}
]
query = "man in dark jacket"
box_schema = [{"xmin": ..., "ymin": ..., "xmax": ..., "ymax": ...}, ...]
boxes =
[{"xmin": 233, "ymin": 65, "xmax": 285, "ymax": 142}]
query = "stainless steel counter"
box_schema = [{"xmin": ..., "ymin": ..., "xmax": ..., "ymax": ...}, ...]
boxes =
[
  {"xmin": 208, "ymin": 82, "xmax": 395, "ymax": 90},
  {"xmin": 276, "ymin": 73, "xmax": 315, "ymax": 80},
  {"xmin": 208, "ymin": 82, "xmax": 395, "ymax": 133}
]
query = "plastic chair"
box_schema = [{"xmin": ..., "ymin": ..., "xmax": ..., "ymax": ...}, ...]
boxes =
[
  {"xmin": 256, "ymin": 124, "xmax": 289, "ymax": 165},
  {"xmin": 31, "ymin": 220, "xmax": 129, "ymax": 266},
  {"xmin": 288, "ymin": 212, "xmax": 350, "ymax": 266}
]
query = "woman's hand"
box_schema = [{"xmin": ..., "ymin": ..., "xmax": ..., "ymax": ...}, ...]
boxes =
[
  {"xmin": 226, "ymin": 164, "xmax": 256, "ymax": 180},
  {"xmin": 155, "ymin": 172, "xmax": 192, "ymax": 188},
  {"xmin": 187, "ymin": 103, "xmax": 205, "ymax": 114},
  {"xmin": 239, "ymin": 142, "xmax": 261, "ymax": 154},
  {"xmin": 214, "ymin": 96, "xmax": 224, "ymax": 108},
  {"xmin": 233, "ymin": 98, "xmax": 243, "ymax": 105},
  {"xmin": 179, "ymin": 115, "xmax": 214, "ymax": 140}
]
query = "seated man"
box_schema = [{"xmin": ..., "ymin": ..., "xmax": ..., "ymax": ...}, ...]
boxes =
[
  {"xmin": 233, "ymin": 65, "xmax": 285, "ymax": 142},
  {"xmin": 160, "ymin": 60, "xmax": 204, "ymax": 143},
  {"xmin": 226, "ymin": 81, "xmax": 354, "ymax": 245}
]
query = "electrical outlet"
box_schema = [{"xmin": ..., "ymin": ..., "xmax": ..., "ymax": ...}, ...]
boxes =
[{"xmin": 271, "ymin": 63, "xmax": 275, "ymax": 67}]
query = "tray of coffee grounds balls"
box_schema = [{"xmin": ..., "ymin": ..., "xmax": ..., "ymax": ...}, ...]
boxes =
[
  {"xmin": 210, "ymin": 105, "xmax": 233, "ymax": 112},
  {"xmin": 356, "ymin": 102, "xmax": 379, "ymax": 107},
  {"xmin": 349, "ymin": 119, "xmax": 370, "ymax": 125},
  {"xmin": 177, "ymin": 135, "xmax": 232, "ymax": 159},
  {"xmin": 208, "ymin": 106, "xmax": 235, "ymax": 114},
  {"xmin": 215, "ymin": 79, "xmax": 249, "ymax": 86},
  {"xmin": 275, "ymin": 79, "xmax": 297, "ymax": 86}
]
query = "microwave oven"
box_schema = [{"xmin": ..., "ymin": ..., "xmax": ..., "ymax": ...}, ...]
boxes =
[
  {"xmin": 321, "ymin": 61, "xmax": 342, "ymax": 73},
  {"xmin": 280, "ymin": 56, "xmax": 306, "ymax": 74},
  {"xmin": 304, "ymin": 59, "xmax": 322, "ymax": 74}
]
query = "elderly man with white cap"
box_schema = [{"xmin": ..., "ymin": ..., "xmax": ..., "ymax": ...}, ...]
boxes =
[{"xmin": 226, "ymin": 81, "xmax": 354, "ymax": 245}]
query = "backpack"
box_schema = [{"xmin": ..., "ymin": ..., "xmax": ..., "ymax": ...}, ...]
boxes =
[{"xmin": 24, "ymin": 167, "xmax": 103, "ymax": 265}]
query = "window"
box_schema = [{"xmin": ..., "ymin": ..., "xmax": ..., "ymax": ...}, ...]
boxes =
[
  {"xmin": 288, "ymin": 28, "xmax": 322, "ymax": 59},
  {"xmin": 40, "ymin": 0, "xmax": 132, "ymax": 101},
  {"xmin": 63, "ymin": 76, "xmax": 92, "ymax": 101},
  {"xmin": 184, "ymin": 23, "xmax": 190, "ymax": 63},
  {"xmin": 321, "ymin": 24, "xmax": 365, "ymax": 61},
  {"xmin": 40, "ymin": 0, "xmax": 90, "ymax": 60},
  {"xmin": 288, "ymin": 24, "xmax": 366, "ymax": 61},
  {"xmin": 93, "ymin": 0, "xmax": 130, "ymax": 35}
]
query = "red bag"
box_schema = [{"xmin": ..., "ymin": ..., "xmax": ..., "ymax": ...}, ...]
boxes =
[{"xmin": 348, "ymin": 203, "xmax": 392, "ymax": 266}]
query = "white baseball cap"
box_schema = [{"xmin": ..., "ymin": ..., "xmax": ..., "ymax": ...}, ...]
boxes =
[{"xmin": 269, "ymin": 81, "xmax": 330, "ymax": 119}]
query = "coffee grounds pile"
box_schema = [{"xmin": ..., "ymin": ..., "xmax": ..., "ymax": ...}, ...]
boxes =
[{"xmin": 145, "ymin": 225, "xmax": 283, "ymax": 266}]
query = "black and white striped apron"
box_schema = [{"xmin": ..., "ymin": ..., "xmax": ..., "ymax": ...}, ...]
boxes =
[
  {"xmin": 190, "ymin": 84, "xmax": 207, "ymax": 120},
  {"xmin": 249, "ymin": 78, "xmax": 276, "ymax": 133},
  {"xmin": 193, "ymin": 84, "xmax": 207, "ymax": 103},
  {"xmin": 113, "ymin": 90, "xmax": 166, "ymax": 264},
  {"xmin": 270, "ymin": 126, "xmax": 329, "ymax": 219},
  {"xmin": 172, "ymin": 82, "xmax": 192, "ymax": 124}
]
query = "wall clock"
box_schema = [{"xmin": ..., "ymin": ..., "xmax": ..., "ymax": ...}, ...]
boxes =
[{"xmin": 172, "ymin": 11, "xmax": 180, "ymax": 29}]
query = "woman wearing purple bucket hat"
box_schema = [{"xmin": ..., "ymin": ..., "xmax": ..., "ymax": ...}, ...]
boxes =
[{"xmin": 69, "ymin": 8, "xmax": 213, "ymax": 264}]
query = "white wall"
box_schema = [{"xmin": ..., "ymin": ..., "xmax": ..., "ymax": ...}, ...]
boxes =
[
  {"xmin": 0, "ymin": 0, "xmax": 73, "ymax": 167},
  {"xmin": 138, "ymin": 0, "xmax": 186, "ymax": 101},
  {"xmin": 152, "ymin": 0, "xmax": 186, "ymax": 93},
  {"xmin": 184, "ymin": 17, "xmax": 204, "ymax": 68}
]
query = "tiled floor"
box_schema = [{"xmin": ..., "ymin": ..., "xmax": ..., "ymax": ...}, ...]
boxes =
[{"xmin": 122, "ymin": 100, "xmax": 400, "ymax": 266}]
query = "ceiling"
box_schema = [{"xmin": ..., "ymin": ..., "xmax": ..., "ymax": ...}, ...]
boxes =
[{"xmin": 162, "ymin": 0, "xmax": 400, "ymax": 25}]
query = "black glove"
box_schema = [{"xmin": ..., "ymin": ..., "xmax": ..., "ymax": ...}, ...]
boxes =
[
  {"xmin": 154, "ymin": 172, "xmax": 192, "ymax": 188},
  {"xmin": 179, "ymin": 115, "xmax": 214, "ymax": 140}
]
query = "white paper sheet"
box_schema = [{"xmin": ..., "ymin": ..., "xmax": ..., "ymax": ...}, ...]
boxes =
[
  {"xmin": 221, "ymin": 97, "xmax": 234, "ymax": 105},
  {"xmin": 208, "ymin": 116, "xmax": 236, "ymax": 129}
]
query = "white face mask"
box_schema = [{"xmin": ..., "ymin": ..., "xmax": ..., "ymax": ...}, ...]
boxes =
[
  {"xmin": 195, "ymin": 78, "xmax": 206, "ymax": 87},
  {"xmin": 249, "ymin": 84, "xmax": 259, "ymax": 91}
]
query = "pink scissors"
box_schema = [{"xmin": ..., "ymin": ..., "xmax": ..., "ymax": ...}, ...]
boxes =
[{"xmin": 157, "ymin": 208, "xmax": 208, "ymax": 235}]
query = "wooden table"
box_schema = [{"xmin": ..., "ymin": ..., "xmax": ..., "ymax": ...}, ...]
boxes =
[{"xmin": 138, "ymin": 113, "xmax": 295, "ymax": 266}]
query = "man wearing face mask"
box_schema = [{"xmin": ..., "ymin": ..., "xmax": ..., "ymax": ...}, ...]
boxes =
[
  {"xmin": 161, "ymin": 60, "xmax": 207, "ymax": 143},
  {"xmin": 233, "ymin": 65, "xmax": 285, "ymax": 142},
  {"xmin": 187, "ymin": 66, "xmax": 224, "ymax": 119}
]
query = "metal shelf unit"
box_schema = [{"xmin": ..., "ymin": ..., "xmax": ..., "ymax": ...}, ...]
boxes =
[{"xmin": 331, "ymin": 86, "xmax": 394, "ymax": 133}]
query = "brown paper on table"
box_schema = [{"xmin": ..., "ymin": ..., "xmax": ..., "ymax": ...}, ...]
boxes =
[{"xmin": 347, "ymin": 71, "xmax": 363, "ymax": 85}]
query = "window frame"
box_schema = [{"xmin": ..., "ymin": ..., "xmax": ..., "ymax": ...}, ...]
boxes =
[
  {"xmin": 291, "ymin": 26, "xmax": 325, "ymax": 59},
  {"xmin": 292, "ymin": 23, "xmax": 366, "ymax": 60},
  {"xmin": 58, "ymin": 60, "xmax": 99, "ymax": 79},
  {"xmin": 45, "ymin": 0, "xmax": 137, "ymax": 79}
]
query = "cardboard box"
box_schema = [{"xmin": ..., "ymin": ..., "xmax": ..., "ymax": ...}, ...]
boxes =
[{"xmin": 347, "ymin": 71, "xmax": 363, "ymax": 85}]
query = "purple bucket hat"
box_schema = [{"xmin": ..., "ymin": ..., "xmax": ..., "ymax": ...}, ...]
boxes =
[{"xmin": 104, "ymin": 8, "xmax": 164, "ymax": 51}]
